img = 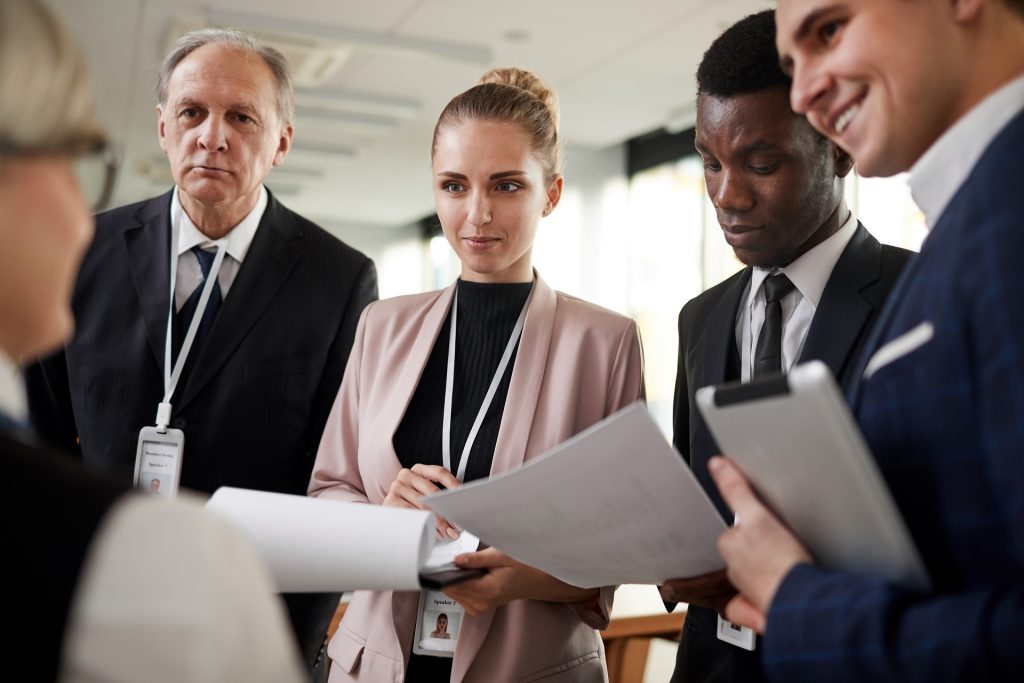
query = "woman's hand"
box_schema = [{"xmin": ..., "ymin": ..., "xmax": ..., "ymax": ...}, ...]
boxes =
[
  {"xmin": 383, "ymin": 464, "xmax": 461, "ymax": 539},
  {"xmin": 442, "ymin": 548, "xmax": 598, "ymax": 616}
]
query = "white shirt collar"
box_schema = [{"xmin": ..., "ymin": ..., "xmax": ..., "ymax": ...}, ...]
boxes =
[
  {"xmin": 0, "ymin": 351, "xmax": 27, "ymax": 424},
  {"xmin": 909, "ymin": 74, "xmax": 1024, "ymax": 228},
  {"xmin": 748, "ymin": 209, "xmax": 859, "ymax": 308},
  {"xmin": 172, "ymin": 185, "xmax": 267, "ymax": 262}
]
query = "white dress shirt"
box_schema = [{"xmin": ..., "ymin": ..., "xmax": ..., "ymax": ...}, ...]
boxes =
[
  {"xmin": 909, "ymin": 75, "xmax": 1024, "ymax": 228},
  {"xmin": 0, "ymin": 352, "xmax": 26, "ymax": 424},
  {"xmin": 59, "ymin": 493, "xmax": 305, "ymax": 683},
  {"xmin": 172, "ymin": 185, "xmax": 267, "ymax": 312},
  {"xmin": 736, "ymin": 211, "xmax": 859, "ymax": 381}
]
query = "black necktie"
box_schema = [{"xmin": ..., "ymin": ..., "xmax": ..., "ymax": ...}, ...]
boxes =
[
  {"xmin": 174, "ymin": 246, "xmax": 223, "ymax": 384},
  {"xmin": 753, "ymin": 273, "xmax": 795, "ymax": 378}
]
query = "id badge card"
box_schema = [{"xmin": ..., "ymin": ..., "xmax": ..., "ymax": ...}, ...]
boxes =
[
  {"xmin": 133, "ymin": 426, "xmax": 184, "ymax": 498},
  {"xmin": 412, "ymin": 532, "xmax": 479, "ymax": 658},
  {"xmin": 717, "ymin": 614, "xmax": 756, "ymax": 651},
  {"xmin": 413, "ymin": 589, "xmax": 463, "ymax": 658}
]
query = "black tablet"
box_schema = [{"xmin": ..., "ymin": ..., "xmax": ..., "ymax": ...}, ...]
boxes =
[{"xmin": 418, "ymin": 564, "xmax": 486, "ymax": 589}]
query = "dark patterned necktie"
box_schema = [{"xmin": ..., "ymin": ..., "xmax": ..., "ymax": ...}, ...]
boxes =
[
  {"xmin": 174, "ymin": 246, "xmax": 223, "ymax": 384},
  {"xmin": 753, "ymin": 273, "xmax": 795, "ymax": 377}
]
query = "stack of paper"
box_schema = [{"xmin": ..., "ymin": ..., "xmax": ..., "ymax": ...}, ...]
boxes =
[{"xmin": 424, "ymin": 403, "xmax": 726, "ymax": 588}]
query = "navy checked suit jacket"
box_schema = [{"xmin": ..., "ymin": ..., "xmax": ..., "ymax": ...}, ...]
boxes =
[
  {"xmin": 672, "ymin": 223, "xmax": 912, "ymax": 682},
  {"xmin": 763, "ymin": 107, "xmax": 1024, "ymax": 681}
]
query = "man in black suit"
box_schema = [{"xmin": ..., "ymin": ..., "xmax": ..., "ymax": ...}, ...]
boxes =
[
  {"xmin": 25, "ymin": 27, "xmax": 376, "ymax": 675},
  {"xmin": 659, "ymin": 10, "xmax": 912, "ymax": 682}
]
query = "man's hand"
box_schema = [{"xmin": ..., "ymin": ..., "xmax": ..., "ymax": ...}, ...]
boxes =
[
  {"xmin": 659, "ymin": 569, "xmax": 736, "ymax": 614},
  {"xmin": 709, "ymin": 456, "xmax": 814, "ymax": 634}
]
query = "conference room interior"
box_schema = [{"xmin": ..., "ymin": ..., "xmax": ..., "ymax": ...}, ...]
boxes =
[{"xmin": 50, "ymin": 0, "xmax": 927, "ymax": 679}]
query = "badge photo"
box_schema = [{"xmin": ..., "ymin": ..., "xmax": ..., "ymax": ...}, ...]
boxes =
[{"xmin": 413, "ymin": 589, "xmax": 464, "ymax": 657}]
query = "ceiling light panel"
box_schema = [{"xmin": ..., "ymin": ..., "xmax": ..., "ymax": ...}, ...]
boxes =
[
  {"xmin": 294, "ymin": 88, "xmax": 421, "ymax": 119},
  {"xmin": 207, "ymin": 9, "xmax": 492, "ymax": 65}
]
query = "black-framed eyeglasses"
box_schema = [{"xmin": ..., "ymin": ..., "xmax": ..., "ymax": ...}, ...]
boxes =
[
  {"xmin": 72, "ymin": 142, "xmax": 121, "ymax": 212},
  {"xmin": 0, "ymin": 137, "xmax": 121, "ymax": 212}
]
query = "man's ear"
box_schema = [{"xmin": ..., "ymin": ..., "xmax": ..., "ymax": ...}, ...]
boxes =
[
  {"xmin": 272, "ymin": 123, "xmax": 293, "ymax": 167},
  {"xmin": 834, "ymin": 143, "xmax": 855, "ymax": 178},
  {"xmin": 156, "ymin": 105, "xmax": 167, "ymax": 153}
]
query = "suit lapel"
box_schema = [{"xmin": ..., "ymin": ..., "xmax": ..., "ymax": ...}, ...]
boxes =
[
  {"xmin": 690, "ymin": 269, "xmax": 750, "ymax": 392},
  {"xmin": 123, "ymin": 192, "xmax": 174, "ymax": 377},
  {"xmin": 799, "ymin": 223, "xmax": 877, "ymax": 381},
  {"xmin": 177, "ymin": 193, "xmax": 302, "ymax": 410},
  {"xmin": 488, "ymin": 273, "xmax": 553, "ymax": 475},
  {"xmin": 380, "ymin": 285, "xmax": 455, "ymax": 460},
  {"xmin": 847, "ymin": 232, "xmax": 926, "ymax": 405}
]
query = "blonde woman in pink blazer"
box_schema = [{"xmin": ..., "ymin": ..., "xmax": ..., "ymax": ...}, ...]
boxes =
[{"xmin": 309, "ymin": 67, "xmax": 644, "ymax": 683}]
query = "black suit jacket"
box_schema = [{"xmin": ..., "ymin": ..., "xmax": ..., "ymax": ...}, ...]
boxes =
[
  {"xmin": 25, "ymin": 188, "xmax": 377, "ymax": 669},
  {"xmin": 671, "ymin": 223, "xmax": 913, "ymax": 683}
]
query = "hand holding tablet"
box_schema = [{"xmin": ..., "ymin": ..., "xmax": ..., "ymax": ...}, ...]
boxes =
[{"xmin": 696, "ymin": 361, "xmax": 929, "ymax": 591}]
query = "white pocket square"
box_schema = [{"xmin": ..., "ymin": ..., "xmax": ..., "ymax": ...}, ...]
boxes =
[{"xmin": 864, "ymin": 321, "xmax": 934, "ymax": 380}]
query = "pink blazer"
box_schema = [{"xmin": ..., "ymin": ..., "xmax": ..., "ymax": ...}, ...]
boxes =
[{"xmin": 309, "ymin": 274, "xmax": 645, "ymax": 683}]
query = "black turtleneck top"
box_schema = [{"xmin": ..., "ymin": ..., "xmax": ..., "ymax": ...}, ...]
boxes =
[{"xmin": 393, "ymin": 279, "xmax": 533, "ymax": 483}]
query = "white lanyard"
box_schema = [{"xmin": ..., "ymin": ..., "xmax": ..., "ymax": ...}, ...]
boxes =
[
  {"xmin": 442, "ymin": 285, "xmax": 531, "ymax": 483},
  {"xmin": 155, "ymin": 208, "xmax": 227, "ymax": 432}
]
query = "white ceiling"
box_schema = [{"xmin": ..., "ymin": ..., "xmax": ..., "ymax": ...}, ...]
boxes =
[{"xmin": 51, "ymin": 0, "xmax": 771, "ymax": 233}]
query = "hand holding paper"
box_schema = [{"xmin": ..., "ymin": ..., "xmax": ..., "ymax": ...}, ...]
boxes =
[
  {"xmin": 446, "ymin": 548, "xmax": 599, "ymax": 616},
  {"xmin": 659, "ymin": 568, "xmax": 736, "ymax": 614},
  {"xmin": 208, "ymin": 405, "xmax": 728, "ymax": 595},
  {"xmin": 424, "ymin": 404, "xmax": 726, "ymax": 589}
]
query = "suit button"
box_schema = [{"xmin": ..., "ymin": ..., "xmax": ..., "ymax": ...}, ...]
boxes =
[{"xmin": 171, "ymin": 417, "xmax": 187, "ymax": 429}]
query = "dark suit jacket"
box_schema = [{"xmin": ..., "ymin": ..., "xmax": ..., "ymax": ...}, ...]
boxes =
[
  {"xmin": 25, "ymin": 188, "xmax": 377, "ymax": 670},
  {"xmin": 762, "ymin": 108, "xmax": 1024, "ymax": 682},
  {"xmin": 671, "ymin": 223, "xmax": 913, "ymax": 682}
]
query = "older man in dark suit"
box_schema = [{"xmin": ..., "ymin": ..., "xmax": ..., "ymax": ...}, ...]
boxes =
[
  {"xmin": 707, "ymin": 0, "xmax": 1024, "ymax": 680},
  {"xmin": 660, "ymin": 10, "xmax": 912, "ymax": 682},
  {"xmin": 26, "ymin": 27, "xmax": 376, "ymax": 676}
]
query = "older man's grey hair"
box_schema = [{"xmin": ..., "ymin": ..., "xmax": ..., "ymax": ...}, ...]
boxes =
[{"xmin": 155, "ymin": 28, "xmax": 294, "ymax": 125}]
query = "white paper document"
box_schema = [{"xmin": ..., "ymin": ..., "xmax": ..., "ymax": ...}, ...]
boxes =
[
  {"xmin": 426, "ymin": 531, "xmax": 480, "ymax": 567},
  {"xmin": 206, "ymin": 487, "xmax": 434, "ymax": 592},
  {"xmin": 423, "ymin": 403, "xmax": 726, "ymax": 588}
]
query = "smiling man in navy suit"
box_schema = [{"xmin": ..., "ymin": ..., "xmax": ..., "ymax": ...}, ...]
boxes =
[
  {"xmin": 25, "ymin": 28, "xmax": 377, "ymax": 676},
  {"xmin": 707, "ymin": 0, "xmax": 1024, "ymax": 680},
  {"xmin": 660, "ymin": 11, "xmax": 911, "ymax": 682}
]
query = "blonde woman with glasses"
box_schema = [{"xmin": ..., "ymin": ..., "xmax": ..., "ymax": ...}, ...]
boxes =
[{"xmin": 1, "ymin": 2, "xmax": 304, "ymax": 681}]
